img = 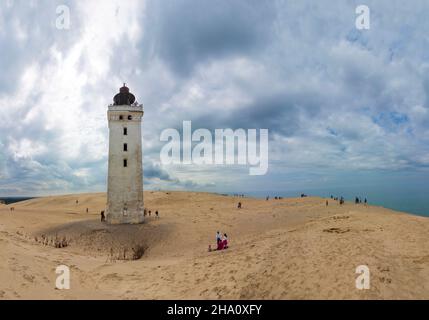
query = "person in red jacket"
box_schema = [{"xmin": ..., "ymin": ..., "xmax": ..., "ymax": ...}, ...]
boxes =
[{"xmin": 222, "ymin": 233, "xmax": 228, "ymax": 249}]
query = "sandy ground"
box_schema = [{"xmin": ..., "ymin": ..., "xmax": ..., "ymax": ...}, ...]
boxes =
[{"xmin": 0, "ymin": 191, "xmax": 428, "ymax": 299}]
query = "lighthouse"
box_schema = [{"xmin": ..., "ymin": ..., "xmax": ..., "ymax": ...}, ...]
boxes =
[{"xmin": 106, "ymin": 84, "xmax": 144, "ymax": 224}]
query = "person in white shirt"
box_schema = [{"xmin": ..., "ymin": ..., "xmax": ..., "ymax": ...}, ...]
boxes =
[{"xmin": 216, "ymin": 231, "xmax": 222, "ymax": 245}]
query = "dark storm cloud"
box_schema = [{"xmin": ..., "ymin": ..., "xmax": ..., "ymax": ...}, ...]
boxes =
[
  {"xmin": 140, "ymin": 0, "xmax": 276, "ymax": 76},
  {"xmin": 144, "ymin": 161, "xmax": 172, "ymax": 181},
  {"xmin": 184, "ymin": 92, "xmax": 325, "ymax": 138}
]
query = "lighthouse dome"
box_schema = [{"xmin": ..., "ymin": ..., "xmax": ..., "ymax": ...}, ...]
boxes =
[{"xmin": 113, "ymin": 83, "xmax": 136, "ymax": 105}]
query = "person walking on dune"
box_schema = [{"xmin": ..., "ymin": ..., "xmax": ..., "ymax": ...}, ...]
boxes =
[
  {"xmin": 222, "ymin": 233, "xmax": 228, "ymax": 249},
  {"xmin": 216, "ymin": 231, "xmax": 222, "ymax": 245}
]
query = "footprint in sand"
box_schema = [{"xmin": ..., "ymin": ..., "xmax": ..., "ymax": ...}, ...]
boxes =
[
  {"xmin": 377, "ymin": 266, "xmax": 390, "ymax": 272},
  {"xmin": 379, "ymin": 276, "xmax": 392, "ymax": 284},
  {"xmin": 102, "ymin": 273, "xmax": 122, "ymax": 281},
  {"xmin": 323, "ymin": 227, "xmax": 350, "ymax": 234},
  {"xmin": 23, "ymin": 273, "xmax": 35, "ymax": 283}
]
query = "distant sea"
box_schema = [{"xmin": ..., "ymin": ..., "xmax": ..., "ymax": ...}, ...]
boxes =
[
  {"xmin": 2, "ymin": 185, "xmax": 428, "ymax": 218},
  {"xmin": 0, "ymin": 197, "xmax": 36, "ymax": 205},
  {"xmin": 243, "ymin": 185, "xmax": 429, "ymax": 218}
]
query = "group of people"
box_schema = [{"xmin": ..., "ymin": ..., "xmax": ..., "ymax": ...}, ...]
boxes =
[
  {"xmin": 144, "ymin": 208, "xmax": 159, "ymax": 218},
  {"xmin": 329, "ymin": 195, "xmax": 368, "ymax": 206},
  {"xmin": 355, "ymin": 197, "xmax": 368, "ymax": 205},
  {"xmin": 210, "ymin": 231, "xmax": 228, "ymax": 251},
  {"xmin": 330, "ymin": 195, "xmax": 344, "ymax": 204},
  {"xmin": 266, "ymin": 196, "xmax": 283, "ymax": 200},
  {"xmin": 99, "ymin": 208, "xmax": 160, "ymax": 222}
]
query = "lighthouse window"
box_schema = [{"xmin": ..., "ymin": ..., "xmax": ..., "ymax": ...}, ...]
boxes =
[
  {"xmin": 123, "ymin": 159, "xmax": 128, "ymax": 167},
  {"xmin": 124, "ymin": 143, "xmax": 128, "ymax": 151},
  {"xmin": 123, "ymin": 127, "xmax": 127, "ymax": 135},
  {"xmin": 119, "ymin": 115, "xmax": 124, "ymax": 120},
  {"xmin": 128, "ymin": 115, "xmax": 132, "ymax": 120}
]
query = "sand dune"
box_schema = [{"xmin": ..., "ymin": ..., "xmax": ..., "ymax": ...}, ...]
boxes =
[{"xmin": 0, "ymin": 191, "xmax": 428, "ymax": 299}]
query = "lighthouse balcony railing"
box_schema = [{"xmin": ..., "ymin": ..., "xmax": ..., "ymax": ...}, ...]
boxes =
[{"xmin": 108, "ymin": 103, "xmax": 143, "ymax": 111}]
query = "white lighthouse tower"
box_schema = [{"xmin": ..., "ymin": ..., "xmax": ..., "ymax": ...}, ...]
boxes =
[{"xmin": 106, "ymin": 84, "xmax": 144, "ymax": 224}]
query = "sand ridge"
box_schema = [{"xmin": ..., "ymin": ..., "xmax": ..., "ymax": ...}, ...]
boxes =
[{"xmin": 0, "ymin": 191, "xmax": 428, "ymax": 299}]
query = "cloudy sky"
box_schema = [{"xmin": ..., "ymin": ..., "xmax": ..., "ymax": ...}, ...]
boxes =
[{"xmin": 1, "ymin": 0, "xmax": 429, "ymax": 197}]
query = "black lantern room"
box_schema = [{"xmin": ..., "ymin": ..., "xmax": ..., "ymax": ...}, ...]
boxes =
[{"xmin": 113, "ymin": 83, "xmax": 136, "ymax": 105}]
